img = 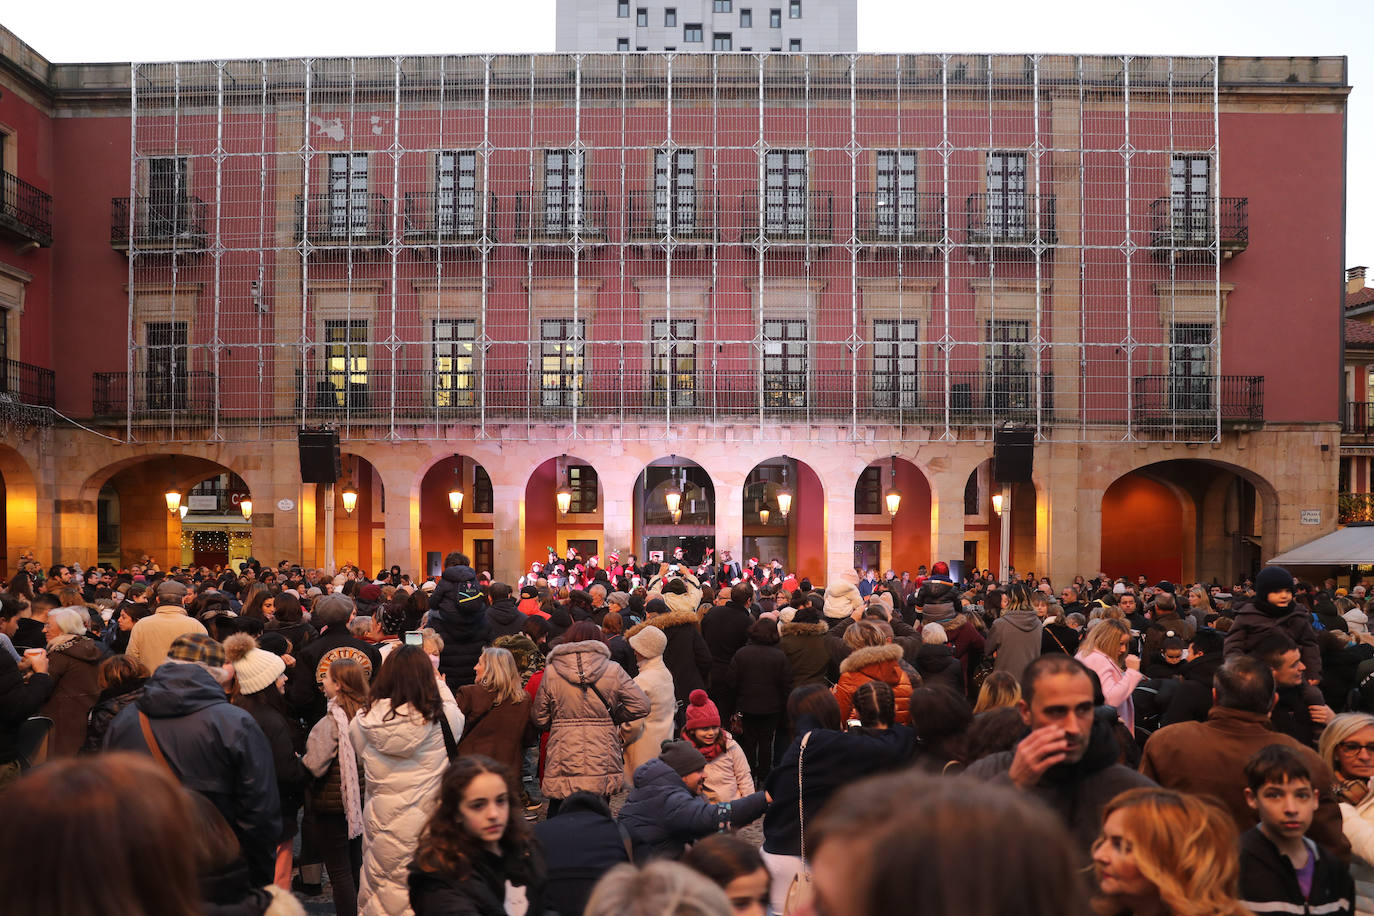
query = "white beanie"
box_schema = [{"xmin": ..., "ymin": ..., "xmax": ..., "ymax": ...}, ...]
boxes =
[
  {"xmin": 224, "ymin": 633, "xmax": 286, "ymax": 695},
  {"xmin": 629, "ymin": 625, "xmax": 667, "ymax": 658},
  {"xmin": 1113, "ymin": 582, "xmax": 1127, "ymax": 596}
]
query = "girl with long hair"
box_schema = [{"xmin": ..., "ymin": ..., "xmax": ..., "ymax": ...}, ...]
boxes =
[
  {"xmin": 304, "ymin": 657, "xmax": 371, "ymax": 916},
  {"xmin": 240, "ymin": 581, "xmax": 272, "ymax": 620},
  {"xmin": 972, "ymin": 670, "xmax": 1021, "ymax": 714},
  {"xmin": 1076, "ymin": 619, "xmax": 1144, "ymax": 734},
  {"xmin": 350, "ymin": 645, "xmax": 465, "ymax": 916},
  {"xmin": 408, "ymin": 755, "xmax": 546, "ymax": 916},
  {"xmin": 1092, "ymin": 787, "xmax": 1248, "ymax": 916},
  {"xmin": 454, "ymin": 647, "xmax": 532, "ymax": 790}
]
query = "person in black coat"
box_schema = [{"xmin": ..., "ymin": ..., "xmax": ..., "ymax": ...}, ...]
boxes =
[
  {"xmin": 426, "ymin": 554, "xmax": 492, "ymax": 689},
  {"xmin": 533, "ymin": 792, "xmax": 631, "ymax": 916},
  {"xmin": 909, "ymin": 624, "xmax": 965, "ymax": 696},
  {"xmin": 81, "ymin": 655, "xmax": 147, "ymax": 754},
  {"xmin": 1160, "ymin": 628, "xmax": 1227, "ymax": 726},
  {"xmin": 286, "ymin": 594, "xmax": 382, "ymax": 726},
  {"xmin": 485, "ymin": 582, "xmax": 528, "ymax": 639},
  {"xmin": 726, "ymin": 617, "xmax": 793, "ymax": 783},
  {"xmin": 0, "ymin": 642, "xmax": 53, "ymax": 782},
  {"xmin": 701, "ymin": 584, "xmax": 756, "ymax": 722},
  {"xmin": 626, "ymin": 599, "xmax": 711, "ymax": 728}
]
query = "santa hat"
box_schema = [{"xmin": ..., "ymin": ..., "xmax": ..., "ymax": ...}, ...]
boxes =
[
  {"xmin": 588, "ymin": 556, "xmax": 599, "ymax": 567},
  {"xmin": 531, "ymin": 562, "xmax": 542, "ymax": 572},
  {"xmin": 748, "ymin": 557, "xmax": 758, "ymax": 567},
  {"xmin": 575, "ymin": 564, "xmax": 586, "ymax": 574},
  {"xmin": 608, "ymin": 551, "xmax": 620, "ymax": 563}
]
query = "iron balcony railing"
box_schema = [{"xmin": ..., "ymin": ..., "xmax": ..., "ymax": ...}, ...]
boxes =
[
  {"xmin": 402, "ymin": 191, "xmax": 495, "ymax": 243},
  {"xmin": 510, "ymin": 191, "xmax": 609, "ymax": 241},
  {"xmin": 92, "ymin": 370, "xmax": 216, "ymax": 420},
  {"xmin": 626, "ymin": 190, "xmax": 721, "ymax": 243},
  {"xmin": 295, "ymin": 193, "xmax": 392, "ymax": 245},
  {"xmin": 1345, "ymin": 401, "xmax": 1373, "ymax": 436},
  {"xmin": 854, "ymin": 191, "xmax": 945, "ymax": 245},
  {"xmin": 0, "ymin": 170, "xmax": 53, "ymax": 246},
  {"xmin": 965, "ymin": 193, "xmax": 1058, "ymax": 248},
  {"xmin": 110, "ymin": 196, "xmax": 209, "ymax": 249},
  {"xmin": 0, "ymin": 358, "xmax": 55, "ymax": 408},
  {"xmin": 740, "ymin": 191, "xmax": 835, "ymax": 243},
  {"xmin": 1148, "ymin": 197, "xmax": 1249, "ymax": 256},
  {"xmin": 1130, "ymin": 375, "xmax": 1264, "ymax": 425}
]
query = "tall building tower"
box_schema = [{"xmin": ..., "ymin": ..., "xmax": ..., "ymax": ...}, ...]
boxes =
[{"xmin": 556, "ymin": 0, "xmax": 857, "ymax": 52}]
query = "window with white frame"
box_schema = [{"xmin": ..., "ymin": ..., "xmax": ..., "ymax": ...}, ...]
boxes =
[
  {"xmin": 654, "ymin": 149, "xmax": 696, "ymax": 234},
  {"xmin": 765, "ymin": 149, "xmax": 807, "ymax": 236},
  {"xmin": 1168, "ymin": 322, "xmax": 1213, "ymax": 411},
  {"xmin": 432, "ymin": 319, "xmax": 477, "ymax": 408},
  {"xmin": 651, "ymin": 319, "xmax": 697, "ymax": 407},
  {"xmin": 323, "ymin": 319, "xmax": 369, "ymax": 409},
  {"xmin": 873, "ymin": 319, "xmax": 919, "ymax": 409},
  {"xmin": 328, "ymin": 153, "xmax": 368, "ymax": 238},
  {"xmin": 540, "ymin": 318, "xmax": 585, "ymax": 408},
  {"xmin": 1170, "ymin": 155, "xmax": 1211, "ymax": 243},
  {"xmin": 876, "ymin": 150, "xmax": 918, "ymax": 238},
  {"xmin": 762, "ymin": 318, "xmax": 807, "ymax": 408},
  {"xmin": 985, "ymin": 151, "xmax": 1028, "ymax": 241},
  {"xmin": 435, "ymin": 150, "xmax": 477, "ymax": 235},
  {"xmin": 544, "ymin": 150, "xmax": 585, "ymax": 234}
]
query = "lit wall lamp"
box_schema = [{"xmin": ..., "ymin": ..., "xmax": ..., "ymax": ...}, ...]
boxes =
[
  {"xmin": 556, "ymin": 456, "xmax": 573, "ymax": 516},
  {"xmin": 759, "ymin": 506, "xmax": 771, "ymax": 526},
  {"xmin": 671, "ymin": 508, "xmax": 682, "ymax": 525},
  {"xmin": 991, "ymin": 492, "xmax": 1004, "ymax": 517},
  {"xmin": 884, "ymin": 457, "xmax": 902, "ymax": 517},
  {"xmin": 448, "ymin": 457, "xmax": 464, "ymax": 514},
  {"xmin": 341, "ymin": 482, "xmax": 359, "ymax": 516},
  {"xmin": 240, "ymin": 498, "xmax": 253, "ymax": 521},
  {"xmin": 166, "ymin": 488, "xmax": 183, "ymax": 516},
  {"xmin": 664, "ymin": 460, "xmax": 684, "ymax": 516},
  {"xmin": 776, "ymin": 461, "xmax": 793, "ymax": 521}
]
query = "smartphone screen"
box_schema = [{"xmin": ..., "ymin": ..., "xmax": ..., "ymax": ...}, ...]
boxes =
[{"xmin": 404, "ymin": 630, "xmax": 424, "ymax": 646}]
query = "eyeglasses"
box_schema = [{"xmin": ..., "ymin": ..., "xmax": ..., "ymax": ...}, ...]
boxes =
[{"xmin": 1338, "ymin": 742, "xmax": 1374, "ymax": 756}]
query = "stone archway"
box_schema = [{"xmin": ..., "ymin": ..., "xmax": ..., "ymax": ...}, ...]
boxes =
[
  {"xmin": 524, "ymin": 455, "xmax": 604, "ymax": 568},
  {"xmin": 635, "ymin": 456, "xmax": 716, "ymax": 566},
  {"xmin": 743, "ymin": 456, "xmax": 825, "ymax": 578},
  {"xmin": 852, "ymin": 456, "xmax": 933, "ymax": 576},
  {"xmin": 0, "ymin": 445, "xmax": 38, "ymax": 574}
]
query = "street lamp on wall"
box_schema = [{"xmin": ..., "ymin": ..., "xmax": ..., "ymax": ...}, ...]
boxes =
[
  {"xmin": 759, "ymin": 506, "xmax": 771, "ymax": 526},
  {"xmin": 991, "ymin": 492, "xmax": 1004, "ymax": 516},
  {"xmin": 775, "ymin": 461, "xmax": 793, "ymax": 521},
  {"xmin": 240, "ymin": 498, "xmax": 253, "ymax": 521},
  {"xmin": 448, "ymin": 457, "xmax": 464, "ymax": 514},
  {"xmin": 165, "ymin": 488, "xmax": 182, "ymax": 516},
  {"xmin": 341, "ymin": 482, "xmax": 359, "ymax": 516},
  {"xmin": 884, "ymin": 457, "xmax": 902, "ymax": 517},
  {"xmin": 556, "ymin": 456, "xmax": 573, "ymax": 516}
]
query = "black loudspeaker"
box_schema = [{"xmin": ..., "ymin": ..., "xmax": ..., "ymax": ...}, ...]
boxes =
[
  {"xmin": 992, "ymin": 427, "xmax": 1034, "ymax": 484},
  {"xmin": 298, "ymin": 428, "xmax": 341, "ymax": 484}
]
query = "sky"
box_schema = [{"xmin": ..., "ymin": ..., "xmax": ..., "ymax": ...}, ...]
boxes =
[{"xmin": 3, "ymin": 0, "xmax": 1370, "ymax": 270}]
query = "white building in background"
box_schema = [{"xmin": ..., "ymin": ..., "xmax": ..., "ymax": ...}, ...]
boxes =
[{"xmin": 555, "ymin": 0, "xmax": 857, "ymax": 52}]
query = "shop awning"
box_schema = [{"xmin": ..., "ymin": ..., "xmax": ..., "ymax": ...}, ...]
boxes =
[{"xmin": 1269, "ymin": 525, "xmax": 1374, "ymax": 566}]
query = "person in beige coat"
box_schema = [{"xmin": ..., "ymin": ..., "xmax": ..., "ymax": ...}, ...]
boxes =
[
  {"xmin": 126, "ymin": 580, "xmax": 206, "ymax": 670},
  {"xmin": 623, "ymin": 625, "xmax": 676, "ymax": 785},
  {"xmin": 531, "ymin": 624, "xmax": 650, "ymax": 809},
  {"xmin": 648, "ymin": 570, "xmax": 703, "ymax": 616},
  {"xmin": 822, "ymin": 571, "xmax": 864, "ymax": 623}
]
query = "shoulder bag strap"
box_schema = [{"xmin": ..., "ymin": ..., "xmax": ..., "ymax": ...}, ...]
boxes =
[
  {"xmin": 556, "ymin": 665, "xmax": 619, "ymax": 722},
  {"xmin": 1046, "ymin": 626, "xmax": 1070, "ymax": 656},
  {"xmin": 138, "ymin": 711, "xmax": 176, "ymax": 776},
  {"xmin": 797, "ymin": 731, "xmax": 813, "ymax": 870},
  {"xmin": 437, "ymin": 711, "xmax": 459, "ymax": 761}
]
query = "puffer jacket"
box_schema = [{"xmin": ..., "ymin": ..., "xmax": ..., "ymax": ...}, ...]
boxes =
[
  {"xmin": 647, "ymin": 572, "xmax": 703, "ymax": 617},
  {"xmin": 619, "ymin": 757, "xmax": 768, "ymax": 860},
  {"xmin": 624, "ymin": 654, "xmax": 676, "ymax": 784},
  {"xmin": 427, "ymin": 564, "xmax": 492, "ymax": 688},
  {"xmin": 823, "ymin": 578, "xmax": 864, "ymax": 622},
  {"xmin": 82, "ymin": 678, "xmax": 146, "ymax": 754},
  {"xmin": 832, "ymin": 644, "xmax": 913, "ymax": 725},
  {"xmin": 531, "ymin": 640, "xmax": 650, "ymax": 799},
  {"xmin": 626, "ymin": 611, "xmax": 711, "ymax": 706},
  {"xmin": 778, "ymin": 620, "xmax": 837, "ymax": 688},
  {"xmin": 911, "ymin": 643, "xmax": 964, "ymax": 696},
  {"xmin": 349, "ymin": 686, "xmax": 464, "ymax": 916},
  {"xmin": 485, "ymin": 597, "xmax": 528, "ymax": 639},
  {"xmin": 1338, "ymin": 790, "xmax": 1374, "ymax": 915},
  {"xmin": 41, "ymin": 635, "xmax": 107, "ymax": 758},
  {"xmin": 105, "ymin": 662, "xmax": 282, "ymax": 887},
  {"xmin": 985, "ymin": 608, "xmax": 1043, "ymax": 682},
  {"xmin": 913, "ymin": 579, "xmax": 961, "ymax": 627},
  {"xmin": 1225, "ymin": 601, "xmax": 1323, "ymax": 681}
]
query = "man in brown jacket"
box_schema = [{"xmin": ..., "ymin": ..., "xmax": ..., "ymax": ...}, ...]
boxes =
[
  {"xmin": 126, "ymin": 579, "xmax": 206, "ymax": 670},
  {"xmin": 1139, "ymin": 654, "xmax": 1350, "ymax": 860}
]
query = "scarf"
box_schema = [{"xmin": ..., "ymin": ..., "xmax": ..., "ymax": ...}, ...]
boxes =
[
  {"xmin": 46, "ymin": 632, "xmax": 80, "ymax": 652},
  {"xmin": 683, "ymin": 728, "xmax": 725, "ymax": 761},
  {"xmin": 329, "ymin": 699, "xmax": 364, "ymax": 839}
]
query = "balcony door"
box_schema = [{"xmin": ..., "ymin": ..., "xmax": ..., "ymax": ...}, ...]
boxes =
[
  {"xmin": 654, "ymin": 149, "xmax": 696, "ymax": 235},
  {"xmin": 873, "ymin": 319, "xmax": 918, "ymax": 408},
  {"xmin": 145, "ymin": 321, "xmax": 189, "ymax": 410},
  {"xmin": 1170, "ymin": 156, "xmax": 1210, "ymax": 243},
  {"xmin": 986, "ymin": 151, "xmax": 1027, "ymax": 241},
  {"xmin": 540, "ymin": 318, "xmax": 585, "ymax": 408},
  {"xmin": 1168, "ymin": 322, "xmax": 1213, "ymax": 411},
  {"xmin": 436, "ymin": 151, "xmax": 477, "ymax": 235},
  {"xmin": 329, "ymin": 153, "xmax": 369, "ymax": 239},
  {"xmin": 544, "ymin": 150, "xmax": 585, "ymax": 235},
  {"xmin": 148, "ymin": 157, "xmax": 188, "ymax": 237},
  {"xmin": 432, "ymin": 319, "xmax": 476, "ymax": 408},
  {"xmin": 765, "ymin": 150, "xmax": 807, "ymax": 236},
  {"xmin": 876, "ymin": 150, "xmax": 918, "ymax": 238},
  {"xmin": 763, "ymin": 318, "xmax": 808, "ymax": 408},
  {"xmin": 650, "ymin": 318, "xmax": 697, "ymax": 407},
  {"xmin": 323, "ymin": 319, "xmax": 368, "ymax": 409},
  {"xmin": 986, "ymin": 319, "xmax": 1031, "ymax": 411}
]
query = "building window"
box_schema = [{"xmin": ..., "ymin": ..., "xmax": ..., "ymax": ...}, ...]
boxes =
[
  {"xmin": 540, "ymin": 318, "xmax": 585, "ymax": 408},
  {"xmin": 1170, "ymin": 155, "xmax": 1211, "ymax": 242},
  {"xmin": 855, "ymin": 466, "xmax": 882, "ymax": 515},
  {"xmin": 323, "ymin": 319, "xmax": 369, "ymax": 409},
  {"xmin": 762, "ymin": 318, "xmax": 807, "ymax": 408},
  {"xmin": 714, "ymin": 0, "xmax": 732, "ymax": 10},
  {"xmin": 740, "ymin": 7, "xmax": 752, "ymax": 26},
  {"xmin": 636, "ymin": 46, "xmax": 648, "ymax": 51},
  {"xmin": 148, "ymin": 156, "xmax": 190, "ymax": 237},
  {"xmin": 765, "ymin": 149, "xmax": 807, "ymax": 236},
  {"xmin": 789, "ymin": 38, "xmax": 801, "ymax": 51},
  {"xmin": 654, "ymin": 148, "xmax": 696, "ymax": 234},
  {"xmin": 665, "ymin": 7, "xmax": 676, "ymax": 26},
  {"xmin": 473, "ymin": 539, "xmax": 494, "ymax": 576},
  {"xmin": 789, "ymin": 0, "xmax": 801, "ymax": 16},
  {"xmin": 1169, "ymin": 322, "xmax": 1213, "ymax": 411},
  {"xmin": 474, "ymin": 466, "xmax": 494, "ymax": 513},
  {"xmin": 713, "ymin": 32, "xmax": 732, "ymax": 50},
  {"xmin": 986, "ymin": 151, "xmax": 1028, "ymax": 241},
  {"xmin": 769, "ymin": 7, "xmax": 781, "ymax": 26},
  {"xmin": 665, "ymin": 45, "xmax": 676, "ymax": 50},
  {"xmin": 617, "ymin": 38, "xmax": 630, "ymax": 50},
  {"xmin": 636, "ymin": 6, "xmax": 648, "ymax": 26},
  {"xmin": 568, "ymin": 467, "xmax": 598, "ymax": 513},
  {"xmin": 328, "ymin": 152, "xmax": 368, "ymax": 238},
  {"xmin": 617, "ymin": 0, "xmax": 629, "ymax": 16},
  {"xmin": 684, "ymin": 22, "xmax": 703, "ymax": 41},
  {"xmin": 432, "ymin": 319, "xmax": 476, "ymax": 408},
  {"xmin": 771, "ymin": 46, "xmax": 781, "ymax": 51},
  {"xmin": 964, "ymin": 471, "xmax": 982, "ymax": 516},
  {"xmin": 986, "ymin": 319, "xmax": 1031, "ymax": 412},
  {"xmin": 873, "ymin": 319, "xmax": 918, "ymax": 408},
  {"xmin": 651, "ymin": 319, "xmax": 697, "ymax": 407},
  {"xmin": 876, "ymin": 150, "xmax": 918, "ymax": 238},
  {"xmin": 145, "ymin": 321, "xmax": 188, "ymax": 410},
  {"xmin": 543, "ymin": 149, "xmax": 585, "ymax": 234},
  {"xmin": 435, "ymin": 150, "xmax": 477, "ymax": 235},
  {"xmin": 854, "ymin": 541, "xmax": 881, "ymax": 572}
]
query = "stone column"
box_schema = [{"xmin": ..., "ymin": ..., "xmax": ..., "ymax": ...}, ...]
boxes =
[
  {"xmin": 929, "ymin": 466, "xmax": 968, "ymax": 569},
  {"xmin": 491, "ymin": 483, "xmax": 525, "ymax": 585},
  {"xmin": 713, "ymin": 475, "xmax": 746, "ymax": 567},
  {"xmin": 824, "ymin": 484, "xmax": 856, "ymax": 586},
  {"xmin": 597, "ymin": 463, "xmax": 641, "ymax": 564}
]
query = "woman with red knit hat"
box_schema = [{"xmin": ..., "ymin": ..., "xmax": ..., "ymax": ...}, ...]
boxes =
[{"xmin": 681, "ymin": 689, "xmax": 754, "ymax": 803}]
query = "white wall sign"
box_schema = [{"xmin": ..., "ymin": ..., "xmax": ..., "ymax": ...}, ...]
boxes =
[
  {"xmin": 187, "ymin": 495, "xmax": 218, "ymax": 511},
  {"xmin": 277, "ymin": 498, "xmax": 295, "ymax": 512},
  {"xmin": 1300, "ymin": 509, "xmax": 1321, "ymax": 526}
]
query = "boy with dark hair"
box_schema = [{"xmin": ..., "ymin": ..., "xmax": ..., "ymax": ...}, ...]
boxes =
[{"xmin": 1239, "ymin": 744, "xmax": 1353, "ymax": 916}]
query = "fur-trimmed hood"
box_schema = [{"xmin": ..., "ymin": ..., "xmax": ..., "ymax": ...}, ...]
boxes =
[
  {"xmin": 779, "ymin": 621, "xmax": 829, "ymax": 638},
  {"xmin": 625, "ymin": 609, "xmax": 700, "ymax": 639},
  {"xmin": 839, "ymin": 642, "xmax": 903, "ymax": 674}
]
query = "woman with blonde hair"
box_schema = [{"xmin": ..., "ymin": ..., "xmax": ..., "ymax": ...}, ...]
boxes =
[
  {"xmin": 832, "ymin": 619, "xmax": 912, "ymax": 726},
  {"xmin": 1318, "ymin": 711, "xmax": 1374, "ymax": 914},
  {"xmin": 1076, "ymin": 618, "xmax": 1144, "ymax": 734},
  {"xmin": 1092, "ymin": 787, "xmax": 1248, "ymax": 916},
  {"xmin": 453, "ymin": 647, "xmax": 531, "ymax": 789},
  {"xmin": 972, "ymin": 670, "xmax": 1021, "ymax": 714}
]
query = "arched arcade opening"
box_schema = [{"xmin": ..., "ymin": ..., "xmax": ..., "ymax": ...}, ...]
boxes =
[
  {"xmin": 852, "ymin": 456, "xmax": 932, "ymax": 575},
  {"xmin": 419, "ymin": 455, "xmax": 496, "ymax": 578},
  {"xmin": 744, "ymin": 456, "xmax": 824, "ymax": 577},
  {"xmin": 633, "ymin": 456, "xmax": 715, "ymax": 566},
  {"xmin": 524, "ymin": 455, "xmax": 604, "ymax": 568}
]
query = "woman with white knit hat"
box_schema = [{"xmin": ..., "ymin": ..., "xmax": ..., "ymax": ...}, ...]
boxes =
[
  {"xmin": 225, "ymin": 632, "xmax": 310, "ymax": 891},
  {"xmin": 623, "ymin": 625, "xmax": 676, "ymax": 785}
]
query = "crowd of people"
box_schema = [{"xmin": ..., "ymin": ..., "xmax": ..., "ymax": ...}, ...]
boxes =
[{"xmin": 4, "ymin": 549, "xmax": 1374, "ymax": 915}]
